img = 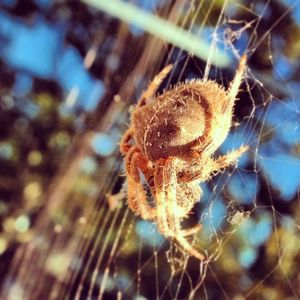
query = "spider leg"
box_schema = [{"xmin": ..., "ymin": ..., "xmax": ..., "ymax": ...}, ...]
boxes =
[
  {"xmin": 189, "ymin": 55, "xmax": 247, "ymax": 158},
  {"xmin": 180, "ymin": 224, "xmax": 202, "ymax": 237},
  {"xmin": 136, "ymin": 64, "xmax": 173, "ymax": 107},
  {"xmin": 212, "ymin": 145, "xmax": 248, "ymax": 171},
  {"xmin": 227, "ymin": 54, "xmax": 247, "ymax": 107},
  {"xmin": 124, "ymin": 146, "xmax": 142, "ymax": 213},
  {"xmin": 120, "ymin": 128, "xmax": 134, "ymax": 155},
  {"xmin": 125, "ymin": 146, "xmax": 156, "ymax": 220},
  {"xmin": 154, "ymin": 158, "xmax": 205, "ymax": 260},
  {"xmin": 179, "ymin": 145, "xmax": 249, "ymax": 183},
  {"xmin": 153, "ymin": 158, "xmax": 170, "ymax": 235}
]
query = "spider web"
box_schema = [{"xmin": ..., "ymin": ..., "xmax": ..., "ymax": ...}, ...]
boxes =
[{"xmin": 1, "ymin": 0, "xmax": 300, "ymax": 299}]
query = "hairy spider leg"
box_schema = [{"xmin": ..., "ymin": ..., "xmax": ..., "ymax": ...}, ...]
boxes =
[
  {"xmin": 153, "ymin": 159, "xmax": 169, "ymax": 234},
  {"xmin": 179, "ymin": 145, "xmax": 249, "ymax": 183},
  {"xmin": 124, "ymin": 146, "xmax": 142, "ymax": 212},
  {"xmin": 153, "ymin": 159, "xmax": 202, "ymax": 232},
  {"xmin": 120, "ymin": 129, "xmax": 134, "ymax": 155},
  {"xmin": 125, "ymin": 146, "xmax": 156, "ymax": 219},
  {"xmin": 189, "ymin": 54, "xmax": 247, "ymax": 162},
  {"xmin": 138, "ymin": 64, "xmax": 173, "ymax": 106},
  {"xmin": 130, "ymin": 152, "xmax": 157, "ymax": 220},
  {"xmin": 120, "ymin": 64, "xmax": 173, "ymax": 155},
  {"xmin": 180, "ymin": 224, "xmax": 202, "ymax": 236},
  {"xmin": 227, "ymin": 54, "xmax": 247, "ymax": 111},
  {"xmin": 154, "ymin": 158, "xmax": 205, "ymax": 260}
]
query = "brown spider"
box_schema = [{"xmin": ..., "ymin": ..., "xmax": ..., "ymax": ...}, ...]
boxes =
[{"xmin": 119, "ymin": 55, "xmax": 248, "ymax": 260}]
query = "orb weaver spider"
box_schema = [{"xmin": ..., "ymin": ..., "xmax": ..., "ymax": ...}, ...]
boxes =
[{"xmin": 119, "ymin": 55, "xmax": 248, "ymax": 260}]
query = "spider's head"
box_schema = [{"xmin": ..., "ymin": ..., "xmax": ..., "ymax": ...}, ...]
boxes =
[{"xmin": 132, "ymin": 83, "xmax": 221, "ymax": 162}]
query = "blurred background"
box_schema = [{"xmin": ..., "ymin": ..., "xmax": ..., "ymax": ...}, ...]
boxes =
[{"xmin": 0, "ymin": 0, "xmax": 300, "ymax": 299}]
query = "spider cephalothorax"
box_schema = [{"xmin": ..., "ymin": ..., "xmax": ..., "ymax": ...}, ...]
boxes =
[{"xmin": 120, "ymin": 55, "xmax": 248, "ymax": 260}]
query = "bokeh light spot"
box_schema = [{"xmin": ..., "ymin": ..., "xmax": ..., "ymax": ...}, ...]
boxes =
[
  {"xmin": 49, "ymin": 131, "xmax": 71, "ymax": 149},
  {"xmin": 3, "ymin": 217, "xmax": 15, "ymax": 233},
  {"xmin": 239, "ymin": 247, "xmax": 257, "ymax": 268},
  {"xmin": 0, "ymin": 142, "xmax": 13, "ymax": 160},
  {"xmin": 0, "ymin": 202, "xmax": 8, "ymax": 215},
  {"xmin": 23, "ymin": 182, "xmax": 42, "ymax": 208},
  {"xmin": 91, "ymin": 133, "xmax": 116, "ymax": 156},
  {"xmin": 27, "ymin": 150, "xmax": 42, "ymax": 166},
  {"xmin": 80, "ymin": 156, "xmax": 97, "ymax": 174},
  {"xmin": 136, "ymin": 220, "xmax": 164, "ymax": 247},
  {"xmin": 0, "ymin": 237, "xmax": 8, "ymax": 255},
  {"xmin": 228, "ymin": 173, "xmax": 259, "ymax": 204},
  {"xmin": 14, "ymin": 215, "xmax": 30, "ymax": 233},
  {"xmin": 260, "ymin": 153, "xmax": 300, "ymax": 200},
  {"xmin": 46, "ymin": 253, "xmax": 71, "ymax": 277}
]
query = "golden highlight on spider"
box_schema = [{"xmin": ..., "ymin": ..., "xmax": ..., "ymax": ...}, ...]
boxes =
[{"xmin": 120, "ymin": 55, "xmax": 248, "ymax": 260}]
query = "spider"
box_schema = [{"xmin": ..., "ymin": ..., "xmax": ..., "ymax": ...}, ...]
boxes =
[{"xmin": 119, "ymin": 55, "xmax": 248, "ymax": 260}]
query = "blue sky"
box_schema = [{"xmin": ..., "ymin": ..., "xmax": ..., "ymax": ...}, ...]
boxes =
[{"xmin": 0, "ymin": 11, "xmax": 104, "ymax": 111}]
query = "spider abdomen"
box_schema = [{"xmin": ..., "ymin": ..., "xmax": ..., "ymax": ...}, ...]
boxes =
[{"xmin": 132, "ymin": 85, "xmax": 207, "ymax": 161}]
